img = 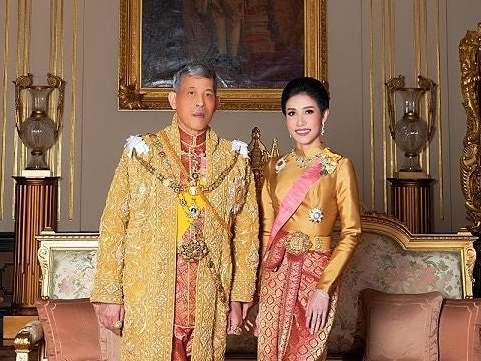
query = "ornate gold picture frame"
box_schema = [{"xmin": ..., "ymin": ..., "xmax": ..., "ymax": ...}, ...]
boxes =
[{"xmin": 118, "ymin": 0, "xmax": 327, "ymax": 111}]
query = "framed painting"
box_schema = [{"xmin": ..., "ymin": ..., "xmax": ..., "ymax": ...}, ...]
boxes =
[{"xmin": 119, "ymin": 0, "xmax": 327, "ymax": 111}]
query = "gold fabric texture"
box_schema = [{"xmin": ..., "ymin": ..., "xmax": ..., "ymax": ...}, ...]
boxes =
[
  {"xmin": 261, "ymin": 146, "xmax": 362, "ymax": 293},
  {"xmin": 90, "ymin": 121, "xmax": 259, "ymax": 361}
]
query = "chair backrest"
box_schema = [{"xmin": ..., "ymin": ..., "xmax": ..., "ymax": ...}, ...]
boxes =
[{"xmin": 37, "ymin": 229, "xmax": 99, "ymax": 299}]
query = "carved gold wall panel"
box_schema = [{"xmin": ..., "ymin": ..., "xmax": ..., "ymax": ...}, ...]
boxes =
[{"xmin": 459, "ymin": 24, "xmax": 481, "ymax": 232}]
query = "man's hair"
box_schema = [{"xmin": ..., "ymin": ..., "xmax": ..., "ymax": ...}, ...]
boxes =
[
  {"xmin": 281, "ymin": 77, "xmax": 330, "ymax": 115},
  {"xmin": 172, "ymin": 63, "xmax": 218, "ymax": 95}
]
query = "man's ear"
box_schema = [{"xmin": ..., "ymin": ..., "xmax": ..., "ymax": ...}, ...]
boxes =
[{"xmin": 168, "ymin": 92, "xmax": 177, "ymax": 110}]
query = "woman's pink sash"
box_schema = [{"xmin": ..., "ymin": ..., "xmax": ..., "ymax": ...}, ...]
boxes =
[{"xmin": 265, "ymin": 161, "xmax": 323, "ymax": 256}]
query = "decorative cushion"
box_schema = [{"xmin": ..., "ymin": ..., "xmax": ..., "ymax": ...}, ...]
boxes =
[
  {"xmin": 439, "ymin": 299, "xmax": 481, "ymax": 361},
  {"xmin": 361, "ymin": 289, "xmax": 443, "ymax": 361},
  {"xmin": 36, "ymin": 298, "xmax": 102, "ymax": 361}
]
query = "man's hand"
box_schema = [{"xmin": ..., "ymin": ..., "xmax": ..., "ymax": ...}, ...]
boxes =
[
  {"xmin": 227, "ymin": 301, "xmax": 243, "ymax": 335},
  {"xmin": 93, "ymin": 303, "xmax": 125, "ymax": 336},
  {"xmin": 305, "ymin": 289, "xmax": 329, "ymax": 335},
  {"xmin": 243, "ymin": 313, "xmax": 259, "ymax": 337}
]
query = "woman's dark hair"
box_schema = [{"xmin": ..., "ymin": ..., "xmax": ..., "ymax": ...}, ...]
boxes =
[{"xmin": 281, "ymin": 77, "xmax": 330, "ymax": 115}]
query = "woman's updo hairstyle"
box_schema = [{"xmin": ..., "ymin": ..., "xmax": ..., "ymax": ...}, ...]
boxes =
[{"xmin": 281, "ymin": 77, "xmax": 330, "ymax": 115}]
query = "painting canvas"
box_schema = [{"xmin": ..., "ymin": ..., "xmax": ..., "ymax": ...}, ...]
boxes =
[
  {"xmin": 141, "ymin": 0, "xmax": 304, "ymax": 89},
  {"xmin": 119, "ymin": 0, "xmax": 326, "ymax": 110}
]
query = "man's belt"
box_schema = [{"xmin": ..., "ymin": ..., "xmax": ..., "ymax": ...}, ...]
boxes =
[{"xmin": 283, "ymin": 232, "xmax": 331, "ymax": 256}]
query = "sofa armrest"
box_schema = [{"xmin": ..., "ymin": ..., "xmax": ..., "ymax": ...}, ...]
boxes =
[{"xmin": 14, "ymin": 320, "xmax": 44, "ymax": 361}]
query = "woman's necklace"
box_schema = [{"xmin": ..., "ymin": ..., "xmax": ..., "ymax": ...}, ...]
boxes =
[{"xmin": 290, "ymin": 149, "xmax": 325, "ymax": 168}]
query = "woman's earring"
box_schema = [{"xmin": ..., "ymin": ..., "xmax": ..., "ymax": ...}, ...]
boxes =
[
  {"xmin": 321, "ymin": 121, "xmax": 326, "ymax": 136},
  {"xmin": 289, "ymin": 133, "xmax": 292, "ymax": 139}
]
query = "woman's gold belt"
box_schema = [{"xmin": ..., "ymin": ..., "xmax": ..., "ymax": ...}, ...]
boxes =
[{"xmin": 283, "ymin": 231, "xmax": 331, "ymax": 256}]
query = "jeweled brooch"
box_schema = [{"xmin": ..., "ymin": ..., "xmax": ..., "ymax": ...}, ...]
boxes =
[
  {"xmin": 275, "ymin": 157, "xmax": 287, "ymax": 173},
  {"xmin": 308, "ymin": 208, "xmax": 325, "ymax": 223},
  {"xmin": 188, "ymin": 204, "xmax": 200, "ymax": 219}
]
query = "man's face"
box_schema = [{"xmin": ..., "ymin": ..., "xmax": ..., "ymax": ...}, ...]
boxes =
[{"xmin": 168, "ymin": 75, "xmax": 217, "ymax": 134}]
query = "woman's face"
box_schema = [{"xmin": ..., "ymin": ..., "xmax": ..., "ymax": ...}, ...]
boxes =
[{"xmin": 285, "ymin": 93, "xmax": 328, "ymax": 150}]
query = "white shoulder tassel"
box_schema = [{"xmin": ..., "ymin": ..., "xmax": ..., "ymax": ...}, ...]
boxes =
[
  {"xmin": 231, "ymin": 140, "xmax": 249, "ymax": 159},
  {"xmin": 125, "ymin": 135, "xmax": 149, "ymax": 158}
]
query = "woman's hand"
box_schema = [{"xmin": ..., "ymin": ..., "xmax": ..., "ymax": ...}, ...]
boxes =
[
  {"xmin": 227, "ymin": 301, "xmax": 243, "ymax": 335},
  {"xmin": 241, "ymin": 300, "xmax": 256, "ymax": 320},
  {"xmin": 244, "ymin": 313, "xmax": 260, "ymax": 337},
  {"xmin": 305, "ymin": 289, "xmax": 329, "ymax": 335},
  {"xmin": 93, "ymin": 303, "xmax": 125, "ymax": 335},
  {"xmin": 241, "ymin": 300, "xmax": 258, "ymax": 336}
]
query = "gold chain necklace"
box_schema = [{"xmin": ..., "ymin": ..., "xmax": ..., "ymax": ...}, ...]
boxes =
[
  {"xmin": 134, "ymin": 136, "xmax": 239, "ymax": 195},
  {"xmin": 180, "ymin": 139, "xmax": 207, "ymax": 150},
  {"xmin": 181, "ymin": 148, "xmax": 203, "ymax": 188}
]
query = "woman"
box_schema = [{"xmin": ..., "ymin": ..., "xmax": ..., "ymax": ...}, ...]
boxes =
[{"xmin": 256, "ymin": 77, "xmax": 362, "ymax": 361}]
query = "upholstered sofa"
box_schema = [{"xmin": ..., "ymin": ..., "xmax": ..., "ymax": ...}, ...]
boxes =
[{"xmin": 13, "ymin": 213, "xmax": 476, "ymax": 361}]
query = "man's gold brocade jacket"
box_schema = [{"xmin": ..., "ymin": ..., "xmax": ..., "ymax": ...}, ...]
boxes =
[
  {"xmin": 90, "ymin": 122, "xmax": 259, "ymax": 361},
  {"xmin": 261, "ymin": 146, "xmax": 362, "ymax": 293}
]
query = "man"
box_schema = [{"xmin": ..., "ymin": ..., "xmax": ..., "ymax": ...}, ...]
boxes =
[{"xmin": 91, "ymin": 64, "xmax": 259, "ymax": 361}]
